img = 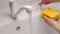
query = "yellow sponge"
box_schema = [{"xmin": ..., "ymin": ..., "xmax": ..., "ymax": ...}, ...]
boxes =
[{"xmin": 41, "ymin": 8, "xmax": 59, "ymax": 20}]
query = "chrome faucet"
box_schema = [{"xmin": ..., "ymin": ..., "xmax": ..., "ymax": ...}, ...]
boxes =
[
  {"xmin": 13, "ymin": 5, "xmax": 33, "ymax": 19},
  {"xmin": 9, "ymin": 0, "xmax": 34, "ymax": 19}
]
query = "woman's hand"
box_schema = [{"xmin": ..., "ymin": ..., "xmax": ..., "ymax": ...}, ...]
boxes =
[
  {"xmin": 39, "ymin": 0, "xmax": 60, "ymax": 5},
  {"xmin": 39, "ymin": 0, "xmax": 60, "ymax": 33},
  {"xmin": 44, "ymin": 17, "xmax": 60, "ymax": 33}
]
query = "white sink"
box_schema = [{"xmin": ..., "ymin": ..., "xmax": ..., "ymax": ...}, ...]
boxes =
[{"xmin": 0, "ymin": 1, "xmax": 60, "ymax": 34}]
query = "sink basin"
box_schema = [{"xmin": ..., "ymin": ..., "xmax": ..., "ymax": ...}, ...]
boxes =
[{"xmin": 0, "ymin": 8, "xmax": 14, "ymax": 26}]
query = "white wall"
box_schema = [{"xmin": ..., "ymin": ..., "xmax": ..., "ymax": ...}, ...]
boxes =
[
  {"xmin": 0, "ymin": 0, "xmax": 40, "ymax": 9},
  {"xmin": 0, "ymin": 0, "xmax": 9, "ymax": 9}
]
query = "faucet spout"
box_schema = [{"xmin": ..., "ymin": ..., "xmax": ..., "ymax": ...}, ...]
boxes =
[{"xmin": 11, "ymin": 5, "xmax": 34, "ymax": 19}]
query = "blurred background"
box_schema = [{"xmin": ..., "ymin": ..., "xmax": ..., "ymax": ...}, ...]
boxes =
[{"xmin": 0, "ymin": 0, "xmax": 40, "ymax": 9}]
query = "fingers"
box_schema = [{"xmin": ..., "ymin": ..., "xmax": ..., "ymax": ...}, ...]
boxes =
[
  {"xmin": 44, "ymin": 17, "xmax": 58, "ymax": 27},
  {"xmin": 39, "ymin": 2, "xmax": 50, "ymax": 5},
  {"xmin": 39, "ymin": 0, "xmax": 60, "ymax": 5},
  {"xmin": 44, "ymin": 17, "xmax": 60, "ymax": 32}
]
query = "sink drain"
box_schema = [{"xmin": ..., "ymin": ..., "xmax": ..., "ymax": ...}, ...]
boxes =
[{"xmin": 16, "ymin": 26, "xmax": 21, "ymax": 31}]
